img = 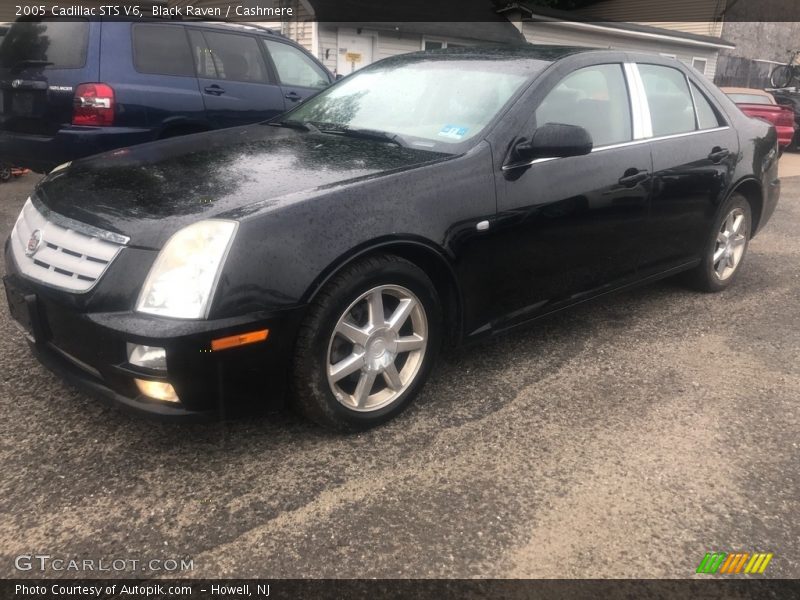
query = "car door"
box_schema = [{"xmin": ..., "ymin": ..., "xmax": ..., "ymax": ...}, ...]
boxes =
[
  {"xmin": 489, "ymin": 62, "xmax": 651, "ymax": 329},
  {"xmin": 635, "ymin": 63, "xmax": 739, "ymax": 274},
  {"xmin": 261, "ymin": 38, "xmax": 331, "ymax": 108},
  {"xmin": 188, "ymin": 28, "xmax": 285, "ymax": 129},
  {"xmin": 111, "ymin": 22, "xmax": 205, "ymax": 132}
]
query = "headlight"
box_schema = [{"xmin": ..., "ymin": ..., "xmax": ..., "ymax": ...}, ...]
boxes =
[{"xmin": 136, "ymin": 220, "xmax": 238, "ymax": 319}]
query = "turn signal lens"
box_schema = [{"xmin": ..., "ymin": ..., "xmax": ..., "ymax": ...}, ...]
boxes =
[
  {"xmin": 135, "ymin": 379, "xmax": 179, "ymax": 403},
  {"xmin": 211, "ymin": 329, "xmax": 269, "ymax": 351}
]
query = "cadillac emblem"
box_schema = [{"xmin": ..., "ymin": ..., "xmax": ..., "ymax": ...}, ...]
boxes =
[
  {"xmin": 11, "ymin": 79, "xmax": 23, "ymax": 89},
  {"xmin": 26, "ymin": 230, "xmax": 43, "ymax": 257}
]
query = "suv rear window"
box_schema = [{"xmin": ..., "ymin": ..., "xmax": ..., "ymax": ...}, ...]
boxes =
[
  {"xmin": 0, "ymin": 20, "xmax": 89, "ymax": 70},
  {"xmin": 133, "ymin": 24, "xmax": 195, "ymax": 77}
]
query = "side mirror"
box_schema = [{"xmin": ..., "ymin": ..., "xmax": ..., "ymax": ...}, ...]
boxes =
[
  {"xmin": 514, "ymin": 123, "xmax": 593, "ymax": 162},
  {"xmin": 335, "ymin": 73, "xmax": 344, "ymax": 81}
]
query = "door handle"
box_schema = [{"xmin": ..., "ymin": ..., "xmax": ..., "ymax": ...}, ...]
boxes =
[
  {"xmin": 204, "ymin": 85, "xmax": 225, "ymax": 96},
  {"xmin": 618, "ymin": 169, "xmax": 649, "ymax": 187},
  {"xmin": 708, "ymin": 147, "xmax": 730, "ymax": 163},
  {"xmin": 284, "ymin": 91, "xmax": 302, "ymax": 102}
]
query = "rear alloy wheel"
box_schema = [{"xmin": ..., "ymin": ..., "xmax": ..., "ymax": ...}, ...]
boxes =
[
  {"xmin": 292, "ymin": 255, "xmax": 441, "ymax": 431},
  {"xmin": 712, "ymin": 207, "xmax": 748, "ymax": 282},
  {"xmin": 685, "ymin": 193, "xmax": 751, "ymax": 292},
  {"xmin": 0, "ymin": 165, "xmax": 11, "ymax": 182}
]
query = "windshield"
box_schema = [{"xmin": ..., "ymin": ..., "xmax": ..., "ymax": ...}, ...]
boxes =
[{"xmin": 282, "ymin": 56, "xmax": 539, "ymax": 150}]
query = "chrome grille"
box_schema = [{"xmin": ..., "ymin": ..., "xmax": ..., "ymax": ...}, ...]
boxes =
[{"xmin": 9, "ymin": 197, "xmax": 127, "ymax": 292}]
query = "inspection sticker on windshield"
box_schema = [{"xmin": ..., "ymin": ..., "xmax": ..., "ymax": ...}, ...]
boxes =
[{"xmin": 438, "ymin": 125, "xmax": 468, "ymax": 140}]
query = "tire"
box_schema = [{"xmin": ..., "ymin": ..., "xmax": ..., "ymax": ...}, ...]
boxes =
[
  {"xmin": 0, "ymin": 165, "xmax": 11, "ymax": 182},
  {"xmin": 291, "ymin": 254, "xmax": 442, "ymax": 431},
  {"xmin": 770, "ymin": 64, "xmax": 793, "ymax": 89},
  {"xmin": 684, "ymin": 193, "xmax": 752, "ymax": 293}
]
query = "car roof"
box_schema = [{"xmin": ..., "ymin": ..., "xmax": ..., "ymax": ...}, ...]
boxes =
[
  {"xmin": 181, "ymin": 20, "xmax": 280, "ymax": 37},
  {"xmin": 403, "ymin": 44, "xmax": 602, "ymax": 62}
]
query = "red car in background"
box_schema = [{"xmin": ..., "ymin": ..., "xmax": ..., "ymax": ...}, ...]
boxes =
[{"xmin": 722, "ymin": 87, "xmax": 796, "ymax": 152}]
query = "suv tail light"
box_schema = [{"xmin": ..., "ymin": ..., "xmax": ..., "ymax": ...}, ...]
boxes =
[{"xmin": 72, "ymin": 83, "xmax": 115, "ymax": 126}]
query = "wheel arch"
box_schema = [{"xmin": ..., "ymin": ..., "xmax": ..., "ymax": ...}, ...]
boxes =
[
  {"xmin": 303, "ymin": 237, "xmax": 464, "ymax": 346},
  {"xmin": 729, "ymin": 177, "xmax": 763, "ymax": 237}
]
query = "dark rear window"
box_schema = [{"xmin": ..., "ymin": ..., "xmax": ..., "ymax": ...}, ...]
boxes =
[
  {"xmin": 0, "ymin": 20, "xmax": 89, "ymax": 70},
  {"xmin": 133, "ymin": 24, "xmax": 195, "ymax": 77}
]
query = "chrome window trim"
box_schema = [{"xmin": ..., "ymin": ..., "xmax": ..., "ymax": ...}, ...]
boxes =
[
  {"xmin": 501, "ymin": 127, "xmax": 731, "ymax": 171},
  {"xmin": 624, "ymin": 62, "xmax": 653, "ymax": 139},
  {"xmin": 502, "ymin": 61, "xmax": 730, "ymax": 172}
]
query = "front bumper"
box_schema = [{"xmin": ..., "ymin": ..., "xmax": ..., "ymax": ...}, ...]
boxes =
[
  {"xmin": 0, "ymin": 126, "xmax": 155, "ymax": 174},
  {"xmin": 2, "ymin": 271, "xmax": 305, "ymax": 421}
]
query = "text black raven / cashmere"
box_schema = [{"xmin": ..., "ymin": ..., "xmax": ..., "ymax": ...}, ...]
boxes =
[{"xmin": 3, "ymin": 47, "xmax": 780, "ymax": 430}]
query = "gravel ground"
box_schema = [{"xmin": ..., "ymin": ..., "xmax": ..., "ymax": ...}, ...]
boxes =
[{"xmin": 0, "ymin": 172, "xmax": 798, "ymax": 579}]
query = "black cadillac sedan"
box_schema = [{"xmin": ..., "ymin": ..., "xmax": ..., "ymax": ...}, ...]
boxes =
[{"xmin": 3, "ymin": 46, "xmax": 780, "ymax": 430}]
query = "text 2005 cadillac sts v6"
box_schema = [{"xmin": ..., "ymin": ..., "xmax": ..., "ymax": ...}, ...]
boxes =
[{"xmin": 3, "ymin": 47, "xmax": 780, "ymax": 430}]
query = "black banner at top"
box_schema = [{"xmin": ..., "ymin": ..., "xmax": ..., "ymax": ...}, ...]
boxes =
[{"xmin": 11, "ymin": 0, "xmax": 800, "ymax": 22}]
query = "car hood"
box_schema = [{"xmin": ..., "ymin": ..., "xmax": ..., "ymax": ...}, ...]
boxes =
[{"xmin": 34, "ymin": 125, "xmax": 449, "ymax": 248}]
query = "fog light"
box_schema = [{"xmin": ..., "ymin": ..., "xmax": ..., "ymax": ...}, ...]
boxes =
[
  {"xmin": 127, "ymin": 343, "xmax": 167, "ymax": 371},
  {"xmin": 134, "ymin": 378, "xmax": 179, "ymax": 403}
]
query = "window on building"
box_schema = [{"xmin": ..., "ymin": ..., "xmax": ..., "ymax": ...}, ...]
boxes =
[
  {"xmin": 133, "ymin": 25, "xmax": 195, "ymax": 77},
  {"xmin": 263, "ymin": 39, "xmax": 329, "ymax": 89},
  {"xmin": 692, "ymin": 57, "xmax": 708, "ymax": 76},
  {"xmin": 534, "ymin": 63, "xmax": 632, "ymax": 147},
  {"xmin": 638, "ymin": 64, "xmax": 696, "ymax": 137},
  {"xmin": 423, "ymin": 40, "xmax": 465, "ymax": 51}
]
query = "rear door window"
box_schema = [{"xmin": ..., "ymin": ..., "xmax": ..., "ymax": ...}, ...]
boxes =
[
  {"xmin": 262, "ymin": 39, "xmax": 329, "ymax": 89},
  {"xmin": 0, "ymin": 20, "xmax": 89, "ymax": 70},
  {"xmin": 133, "ymin": 24, "xmax": 195, "ymax": 77},
  {"xmin": 535, "ymin": 63, "xmax": 632, "ymax": 147},
  {"xmin": 691, "ymin": 82, "xmax": 722, "ymax": 130},
  {"xmin": 196, "ymin": 30, "xmax": 268, "ymax": 83},
  {"xmin": 638, "ymin": 64, "xmax": 696, "ymax": 137}
]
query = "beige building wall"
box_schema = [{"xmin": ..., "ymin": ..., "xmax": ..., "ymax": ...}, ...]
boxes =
[
  {"xmin": 522, "ymin": 21, "xmax": 721, "ymax": 78},
  {"xmin": 574, "ymin": 0, "xmax": 726, "ymax": 38}
]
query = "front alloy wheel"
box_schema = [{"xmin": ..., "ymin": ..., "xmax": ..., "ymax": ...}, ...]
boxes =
[
  {"xmin": 327, "ymin": 285, "xmax": 428, "ymax": 412},
  {"xmin": 292, "ymin": 255, "xmax": 441, "ymax": 431}
]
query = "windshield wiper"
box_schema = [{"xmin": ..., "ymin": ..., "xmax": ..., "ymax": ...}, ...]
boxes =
[
  {"xmin": 310, "ymin": 123, "xmax": 408, "ymax": 148},
  {"xmin": 269, "ymin": 120, "xmax": 407, "ymax": 147},
  {"xmin": 267, "ymin": 119, "xmax": 321, "ymax": 133}
]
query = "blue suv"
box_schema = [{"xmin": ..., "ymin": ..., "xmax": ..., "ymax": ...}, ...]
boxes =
[{"xmin": 0, "ymin": 19, "xmax": 333, "ymax": 173}]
